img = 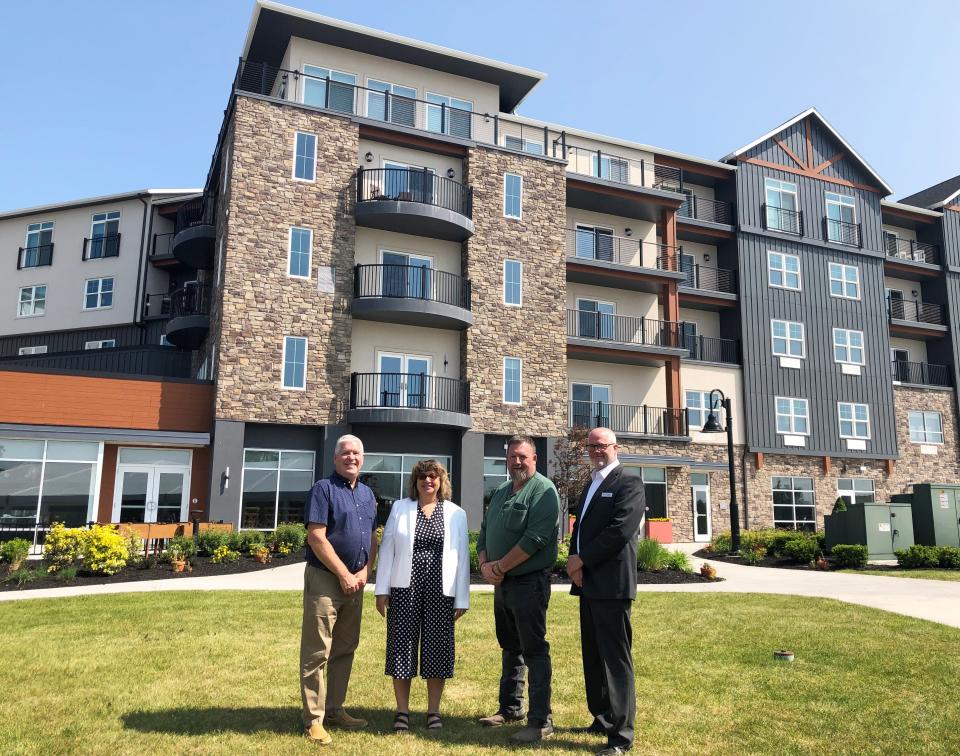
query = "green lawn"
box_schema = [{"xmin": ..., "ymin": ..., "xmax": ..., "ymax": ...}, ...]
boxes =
[
  {"xmin": 1, "ymin": 592, "xmax": 958, "ymax": 755},
  {"xmin": 838, "ymin": 568, "xmax": 960, "ymax": 582}
]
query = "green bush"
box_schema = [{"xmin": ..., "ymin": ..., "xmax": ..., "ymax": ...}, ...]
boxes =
[
  {"xmin": 831, "ymin": 544, "xmax": 868, "ymax": 569},
  {"xmin": 211, "ymin": 545, "xmax": 240, "ymax": 564},
  {"xmin": 82, "ymin": 525, "xmax": 129, "ymax": 576},
  {"xmin": 0, "ymin": 538, "xmax": 31, "ymax": 570},
  {"xmin": 665, "ymin": 549, "xmax": 692, "ymax": 573},
  {"xmin": 741, "ymin": 546, "xmax": 766, "ymax": 566},
  {"xmin": 740, "ymin": 529, "xmax": 777, "ymax": 553},
  {"xmin": 165, "ymin": 535, "xmax": 197, "ymax": 563},
  {"xmin": 196, "ymin": 530, "xmax": 230, "ymax": 556},
  {"xmin": 229, "ymin": 530, "xmax": 265, "ymax": 553},
  {"xmin": 54, "ymin": 566, "xmax": 79, "ymax": 582},
  {"xmin": 554, "ymin": 537, "xmax": 570, "ymax": 570},
  {"xmin": 768, "ymin": 529, "xmax": 799, "ymax": 558},
  {"xmin": 782, "ymin": 534, "xmax": 820, "ymax": 564},
  {"xmin": 636, "ymin": 538, "xmax": 669, "ymax": 572},
  {"xmin": 468, "ymin": 531, "xmax": 480, "ymax": 572},
  {"xmin": 938, "ymin": 546, "xmax": 960, "ymax": 569},
  {"xmin": 896, "ymin": 544, "xmax": 941, "ymax": 569},
  {"xmin": 44, "ymin": 523, "xmax": 87, "ymax": 573},
  {"xmin": 270, "ymin": 523, "xmax": 307, "ymax": 555},
  {"xmin": 709, "ymin": 531, "xmax": 732, "ymax": 554},
  {"xmin": 5, "ymin": 566, "xmax": 45, "ymax": 587},
  {"xmin": 832, "ymin": 496, "xmax": 848, "ymax": 513}
]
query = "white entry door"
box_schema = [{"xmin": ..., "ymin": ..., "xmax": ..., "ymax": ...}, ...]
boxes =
[
  {"xmin": 113, "ymin": 465, "xmax": 190, "ymax": 524},
  {"xmin": 692, "ymin": 476, "xmax": 712, "ymax": 542}
]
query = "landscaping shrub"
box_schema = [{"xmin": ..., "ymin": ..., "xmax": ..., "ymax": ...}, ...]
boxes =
[
  {"xmin": 555, "ymin": 537, "xmax": 570, "ymax": 570},
  {"xmin": 636, "ymin": 538, "xmax": 669, "ymax": 572},
  {"xmin": 896, "ymin": 544, "xmax": 941, "ymax": 569},
  {"xmin": 82, "ymin": 525, "xmax": 129, "ymax": 576},
  {"xmin": 832, "ymin": 496, "xmax": 848, "ymax": 513},
  {"xmin": 211, "ymin": 545, "xmax": 240, "ymax": 564},
  {"xmin": 44, "ymin": 523, "xmax": 87, "ymax": 573},
  {"xmin": 741, "ymin": 546, "xmax": 766, "ymax": 565},
  {"xmin": 270, "ymin": 523, "xmax": 307, "ymax": 555},
  {"xmin": 831, "ymin": 544, "xmax": 868, "ymax": 569},
  {"xmin": 54, "ymin": 566, "xmax": 79, "ymax": 582},
  {"xmin": 120, "ymin": 528, "xmax": 146, "ymax": 567},
  {"xmin": 0, "ymin": 538, "xmax": 31, "ymax": 571},
  {"xmin": 196, "ymin": 530, "xmax": 230, "ymax": 556},
  {"xmin": 938, "ymin": 546, "xmax": 960, "ymax": 569},
  {"xmin": 5, "ymin": 567, "xmax": 45, "ymax": 587},
  {"xmin": 768, "ymin": 529, "xmax": 799, "ymax": 558},
  {"xmin": 468, "ymin": 531, "xmax": 480, "ymax": 572},
  {"xmin": 164, "ymin": 535, "xmax": 197, "ymax": 562},
  {"xmin": 781, "ymin": 533, "xmax": 820, "ymax": 564},
  {"xmin": 740, "ymin": 529, "xmax": 777, "ymax": 553},
  {"xmin": 229, "ymin": 530, "xmax": 264, "ymax": 553},
  {"xmin": 709, "ymin": 531, "xmax": 732, "ymax": 554},
  {"xmin": 665, "ymin": 549, "xmax": 692, "ymax": 573}
]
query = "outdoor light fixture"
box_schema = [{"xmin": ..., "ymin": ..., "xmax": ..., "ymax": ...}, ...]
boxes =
[
  {"xmin": 624, "ymin": 227, "xmax": 633, "ymax": 237},
  {"xmin": 447, "ymin": 168, "xmax": 456, "ymax": 179},
  {"xmin": 700, "ymin": 388, "xmax": 741, "ymax": 553},
  {"xmin": 704, "ymin": 253, "xmax": 711, "ymax": 262},
  {"xmin": 364, "ymin": 151, "xmax": 373, "ymax": 163}
]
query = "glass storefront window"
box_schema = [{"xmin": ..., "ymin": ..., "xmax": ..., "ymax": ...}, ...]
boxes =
[
  {"xmin": 361, "ymin": 453, "xmax": 453, "ymax": 526},
  {"xmin": 240, "ymin": 449, "xmax": 315, "ymax": 530},
  {"xmin": 483, "ymin": 457, "xmax": 508, "ymax": 514}
]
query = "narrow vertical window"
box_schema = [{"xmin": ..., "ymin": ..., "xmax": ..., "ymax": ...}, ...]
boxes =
[
  {"xmin": 288, "ymin": 227, "xmax": 312, "ymax": 278},
  {"xmin": 282, "ymin": 336, "xmax": 308, "ymax": 390},
  {"xmin": 503, "ymin": 259, "xmax": 522, "ymax": 306},
  {"xmin": 293, "ymin": 132, "xmax": 317, "ymax": 181},
  {"xmin": 503, "ymin": 173, "xmax": 522, "ymax": 219},
  {"xmin": 503, "ymin": 357, "xmax": 522, "ymax": 404}
]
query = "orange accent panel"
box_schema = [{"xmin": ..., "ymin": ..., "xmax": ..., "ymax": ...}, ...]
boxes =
[
  {"xmin": 0, "ymin": 372, "xmax": 213, "ymax": 432},
  {"xmin": 885, "ymin": 459, "xmax": 895, "ymax": 476},
  {"xmin": 804, "ymin": 117, "xmax": 814, "ymax": 171},
  {"xmin": 665, "ymin": 355, "xmax": 681, "ymax": 415},
  {"xmin": 755, "ymin": 452, "xmax": 764, "ymax": 469},
  {"xmin": 823, "ymin": 456, "xmax": 831, "ymax": 474},
  {"xmin": 98, "ymin": 445, "xmax": 119, "ymax": 522}
]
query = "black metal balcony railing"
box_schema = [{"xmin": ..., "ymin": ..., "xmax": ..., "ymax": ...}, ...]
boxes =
[
  {"xmin": 569, "ymin": 401, "xmax": 689, "ymax": 438},
  {"xmin": 566, "ymin": 309, "xmax": 683, "ymax": 348},
  {"xmin": 354, "ymin": 264, "xmax": 471, "ymax": 310},
  {"xmin": 566, "ymin": 229, "xmax": 681, "ymax": 272},
  {"xmin": 825, "ymin": 217, "xmax": 862, "ymax": 247},
  {"xmin": 679, "ymin": 195, "xmax": 733, "ymax": 225},
  {"xmin": 151, "ymin": 233, "xmax": 174, "ymax": 259},
  {"xmin": 887, "ymin": 298, "xmax": 945, "ymax": 326},
  {"xmin": 892, "ymin": 360, "xmax": 951, "ymax": 387},
  {"xmin": 350, "ymin": 372, "xmax": 470, "ymax": 414},
  {"xmin": 169, "ymin": 283, "xmax": 212, "ymax": 318},
  {"xmin": 174, "ymin": 195, "xmax": 215, "ymax": 235},
  {"xmin": 143, "ymin": 292, "xmax": 172, "ymax": 319},
  {"xmin": 17, "ymin": 244, "xmax": 53, "ymax": 269},
  {"xmin": 679, "ymin": 263, "xmax": 737, "ymax": 294},
  {"xmin": 763, "ymin": 204, "xmax": 803, "ymax": 235},
  {"xmin": 683, "ymin": 335, "xmax": 739, "ymax": 364},
  {"xmin": 82, "ymin": 234, "xmax": 121, "ymax": 260},
  {"xmin": 356, "ymin": 167, "xmax": 473, "ymax": 218},
  {"xmin": 884, "ymin": 235, "xmax": 940, "ymax": 265},
  {"xmin": 565, "ymin": 145, "xmax": 682, "ymax": 191}
]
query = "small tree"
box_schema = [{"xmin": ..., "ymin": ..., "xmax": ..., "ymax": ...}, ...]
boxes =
[
  {"xmin": 832, "ymin": 496, "xmax": 848, "ymax": 514},
  {"xmin": 551, "ymin": 425, "xmax": 592, "ymax": 532}
]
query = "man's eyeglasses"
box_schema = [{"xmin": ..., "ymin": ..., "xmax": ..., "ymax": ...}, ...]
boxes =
[{"xmin": 586, "ymin": 443, "xmax": 616, "ymax": 452}]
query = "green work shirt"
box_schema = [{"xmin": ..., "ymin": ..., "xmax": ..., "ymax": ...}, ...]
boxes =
[{"xmin": 477, "ymin": 472, "xmax": 559, "ymax": 575}]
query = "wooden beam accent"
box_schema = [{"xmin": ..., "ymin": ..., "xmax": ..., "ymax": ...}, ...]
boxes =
[
  {"xmin": 812, "ymin": 151, "xmax": 845, "ymax": 175},
  {"xmin": 885, "ymin": 459, "xmax": 895, "ymax": 476},
  {"xmin": 737, "ymin": 157, "xmax": 883, "ymax": 193},
  {"xmin": 755, "ymin": 452, "xmax": 764, "ymax": 470},
  {"xmin": 678, "ymin": 292, "xmax": 737, "ymax": 309},
  {"xmin": 566, "ymin": 261, "xmax": 671, "ymax": 286},
  {"xmin": 944, "ymin": 204, "xmax": 960, "ymax": 213},
  {"xmin": 804, "ymin": 116, "xmax": 814, "ymax": 173},
  {"xmin": 676, "ymin": 220, "xmax": 736, "ymax": 238},
  {"xmin": 883, "ymin": 259, "xmax": 940, "ymax": 278},
  {"xmin": 823, "ymin": 456, "xmax": 831, "ymax": 474},
  {"xmin": 660, "ymin": 209, "xmax": 680, "ymax": 279},
  {"xmin": 654, "ymin": 155, "xmax": 734, "ymax": 179},
  {"xmin": 773, "ymin": 136, "xmax": 807, "ymax": 170},
  {"xmin": 665, "ymin": 355, "xmax": 682, "ymax": 427},
  {"xmin": 566, "ymin": 344, "xmax": 673, "ymax": 365},
  {"xmin": 358, "ymin": 123, "xmax": 468, "ymax": 157},
  {"xmin": 566, "ymin": 177, "xmax": 685, "ymax": 209},
  {"xmin": 882, "ymin": 205, "xmax": 939, "ymax": 224}
]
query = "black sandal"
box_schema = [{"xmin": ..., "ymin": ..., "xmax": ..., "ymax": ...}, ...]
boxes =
[
  {"xmin": 392, "ymin": 711, "xmax": 410, "ymax": 733},
  {"xmin": 426, "ymin": 712, "xmax": 442, "ymax": 730}
]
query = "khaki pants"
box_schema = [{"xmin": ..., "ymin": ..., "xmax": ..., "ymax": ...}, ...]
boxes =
[{"xmin": 300, "ymin": 564, "xmax": 363, "ymax": 727}]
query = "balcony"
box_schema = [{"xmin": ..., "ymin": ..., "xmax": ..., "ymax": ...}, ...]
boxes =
[
  {"xmin": 143, "ymin": 292, "xmax": 171, "ymax": 320},
  {"xmin": 569, "ymin": 401, "xmax": 689, "ymax": 439},
  {"xmin": 352, "ymin": 264, "xmax": 472, "ymax": 329},
  {"xmin": 82, "ymin": 234, "xmax": 121, "ymax": 261},
  {"xmin": 0, "ymin": 345, "xmax": 192, "ymax": 380},
  {"xmin": 679, "ymin": 195, "xmax": 733, "ymax": 225},
  {"xmin": 824, "ymin": 218, "xmax": 862, "ymax": 247},
  {"xmin": 17, "ymin": 244, "xmax": 53, "ymax": 269},
  {"xmin": 682, "ymin": 335, "xmax": 739, "ymax": 365},
  {"xmin": 884, "ymin": 235, "xmax": 940, "ymax": 268},
  {"xmin": 679, "ymin": 263, "xmax": 737, "ymax": 295},
  {"xmin": 566, "ymin": 309, "xmax": 687, "ymax": 366},
  {"xmin": 888, "ymin": 298, "xmax": 948, "ymax": 339},
  {"xmin": 892, "ymin": 360, "xmax": 951, "ymax": 388},
  {"xmin": 762, "ymin": 204, "xmax": 803, "ymax": 236},
  {"xmin": 355, "ymin": 167, "xmax": 474, "ymax": 241},
  {"xmin": 565, "ymin": 229, "xmax": 686, "ymax": 293},
  {"xmin": 171, "ymin": 196, "xmax": 215, "ymax": 269},
  {"xmin": 164, "ymin": 284, "xmax": 211, "ymax": 350},
  {"xmin": 348, "ymin": 372, "xmax": 471, "ymax": 428}
]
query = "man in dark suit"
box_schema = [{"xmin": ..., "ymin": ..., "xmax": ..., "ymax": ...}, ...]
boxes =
[{"xmin": 566, "ymin": 427, "xmax": 645, "ymax": 755}]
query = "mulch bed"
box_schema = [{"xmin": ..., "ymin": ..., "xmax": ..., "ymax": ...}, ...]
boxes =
[
  {"xmin": 471, "ymin": 569, "xmax": 719, "ymax": 585},
  {"xmin": 695, "ymin": 549, "xmax": 828, "ymax": 571}
]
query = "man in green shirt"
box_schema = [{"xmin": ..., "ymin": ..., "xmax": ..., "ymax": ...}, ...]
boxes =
[{"xmin": 477, "ymin": 434, "xmax": 560, "ymax": 744}]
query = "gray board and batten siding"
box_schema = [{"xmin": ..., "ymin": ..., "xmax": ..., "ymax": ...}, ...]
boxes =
[{"xmin": 0, "ymin": 320, "xmax": 167, "ymax": 358}]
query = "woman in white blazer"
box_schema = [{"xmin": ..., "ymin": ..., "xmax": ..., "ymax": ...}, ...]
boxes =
[{"xmin": 375, "ymin": 459, "xmax": 470, "ymax": 733}]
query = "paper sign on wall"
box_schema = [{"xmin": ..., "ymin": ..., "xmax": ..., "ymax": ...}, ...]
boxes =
[
  {"xmin": 878, "ymin": 522, "xmax": 891, "ymax": 532},
  {"xmin": 940, "ymin": 492, "xmax": 950, "ymax": 509}
]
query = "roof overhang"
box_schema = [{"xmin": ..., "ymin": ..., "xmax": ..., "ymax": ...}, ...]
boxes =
[
  {"xmin": 0, "ymin": 189, "xmax": 201, "ymax": 221},
  {"xmin": 242, "ymin": 1, "xmax": 545, "ymax": 112}
]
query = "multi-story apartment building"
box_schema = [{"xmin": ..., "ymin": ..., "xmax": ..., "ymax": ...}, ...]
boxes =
[{"xmin": 3, "ymin": 0, "xmax": 960, "ymax": 543}]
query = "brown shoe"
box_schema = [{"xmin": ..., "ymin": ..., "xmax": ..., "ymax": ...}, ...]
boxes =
[
  {"xmin": 479, "ymin": 711, "xmax": 525, "ymax": 727},
  {"xmin": 510, "ymin": 722, "xmax": 555, "ymax": 743},
  {"xmin": 325, "ymin": 708, "xmax": 368, "ymax": 728},
  {"xmin": 305, "ymin": 723, "xmax": 333, "ymax": 744}
]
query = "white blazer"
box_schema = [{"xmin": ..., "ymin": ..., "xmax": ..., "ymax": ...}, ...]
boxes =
[{"xmin": 374, "ymin": 498, "xmax": 470, "ymax": 610}]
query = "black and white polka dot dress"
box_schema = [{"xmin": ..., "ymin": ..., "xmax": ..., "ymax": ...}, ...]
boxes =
[{"xmin": 385, "ymin": 501, "xmax": 455, "ymax": 679}]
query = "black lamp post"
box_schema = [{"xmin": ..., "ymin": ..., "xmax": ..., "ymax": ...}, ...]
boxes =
[{"xmin": 701, "ymin": 388, "xmax": 741, "ymax": 553}]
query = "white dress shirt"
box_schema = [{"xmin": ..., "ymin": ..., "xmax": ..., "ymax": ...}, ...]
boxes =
[{"xmin": 577, "ymin": 459, "xmax": 620, "ymax": 551}]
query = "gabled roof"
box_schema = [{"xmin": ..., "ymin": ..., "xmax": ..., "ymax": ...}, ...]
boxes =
[
  {"xmin": 899, "ymin": 175, "xmax": 960, "ymax": 210},
  {"xmin": 722, "ymin": 107, "xmax": 893, "ymax": 195}
]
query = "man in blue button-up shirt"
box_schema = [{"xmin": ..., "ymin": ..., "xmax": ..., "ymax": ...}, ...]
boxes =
[{"xmin": 300, "ymin": 434, "xmax": 378, "ymax": 744}]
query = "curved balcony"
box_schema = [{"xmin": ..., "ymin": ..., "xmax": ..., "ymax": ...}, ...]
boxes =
[
  {"xmin": 352, "ymin": 264, "xmax": 472, "ymax": 329},
  {"xmin": 171, "ymin": 196, "xmax": 216, "ymax": 269},
  {"xmin": 348, "ymin": 372, "xmax": 471, "ymax": 428},
  {"xmin": 164, "ymin": 284, "xmax": 211, "ymax": 350},
  {"xmin": 355, "ymin": 167, "xmax": 474, "ymax": 241}
]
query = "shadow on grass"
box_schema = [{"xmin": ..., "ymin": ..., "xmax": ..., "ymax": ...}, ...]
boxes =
[{"xmin": 121, "ymin": 706, "xmax": 591, "ymax": 750}]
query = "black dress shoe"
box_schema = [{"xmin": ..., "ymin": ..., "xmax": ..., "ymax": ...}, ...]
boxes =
[
  {"xmin": 595, "ymin": 747, "xmax": 629, "ymax": 755},
  {"xmin": 570, "ymin": 722, "xmax": 605, "ymax": 735}
]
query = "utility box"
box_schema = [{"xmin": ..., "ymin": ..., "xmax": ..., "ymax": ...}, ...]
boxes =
[
  {"xmin": 908, "ymin": 484, "xmax": 960, "ymax": 548},
  {"xmin": 824, "ymin": 503, "xmax": 915, "ymax": 560}
]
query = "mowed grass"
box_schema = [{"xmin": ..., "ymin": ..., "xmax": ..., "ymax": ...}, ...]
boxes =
[
  {"xmin": 1, "ymin": 591, "xmax": 958, "ymax": 755},
  {"xmin": 838, "ymin": 568, "xmax": 960, "ymax": 582}
]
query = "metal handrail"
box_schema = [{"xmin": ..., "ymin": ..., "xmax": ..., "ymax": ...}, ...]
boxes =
[
  {"xmin": 565, "ymin": 145, "xmax": 682, "ymax": 191},
  {"xmin": 17, "ymin": 243, "xmax": 54, "ymax": 269},
  {"xmin": 683, "ymin": 335, "xmax": 739, "ymax": 364},
  {"xmin": 887, "ymin": 298, "xmax": 945, "ymax": 326},
  {"xmin": 679, "ymin": 263, "xmax": 737, "ymax": 294},
  {"xmin": 566, "ymin": 309, "xmax": 684, "ymax": 348},
  {"xmin": 356, "ymin": 167, "xmax": 472, "ymax": 217},
  {"xmin": 169, "ymin": 283, "xmax": 212, "ymax": 318},
  {"xmin": 143, "ymin": 292, "xmax": 172, "ymax": 319},
  {"xmin": 174, "ymin": 195, "xmax": 215, "ymax": 235},
  {"xmin": 891, "ymin": 360, "xmax": 951, "ymax": 387},
  {"xmin": 151, "ymin": 233, "xmax": 175, "ymax": 258},
  {"xmin": 82, "ymin": 234, "xmax": 121, "ymax": 260},
  {"xmin": 565, "ymin": 228, "xmax": 681, "ymax": 271},
  {"xmin": 568, "ymin": 400, "xmax": 689, "ymax": 438},
  {"xmin": 762, "ymin": 204, "xmax": 803, "ymax": 235},
  {"xmin": 353, "ymin": 264, "xmax": 471, "ymax": 310},
  {"xmin": 679, "ymin": 195, "xmax": 733, "ymax": 224},
  {"xmin": 884, "ymin": 235, "xmax": 939, "ymax": 265},
  {"xmin": 350, "ymin": 372, "xmax": 470, "ymax": 414},
  {"xmin": 824, "ymin": 217, "xmax": 861, "ymax": 247}
]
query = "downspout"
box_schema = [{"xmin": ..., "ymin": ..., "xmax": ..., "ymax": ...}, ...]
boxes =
[
  {"xmin": 740, "ymin": 448, "xmax": 750, "ymax": 530},
  {"xmin": 134, "ymin": 193, "xmax": 153, "ymax": 343}
]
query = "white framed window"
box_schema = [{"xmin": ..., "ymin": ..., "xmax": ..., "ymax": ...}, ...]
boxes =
[
  {"xmin": 288, "ymin": 227, "xmax": 312, "ymax": 279},
  {"xmin": 503, "ymin": 357, "xmax": 522, "ymax": 404},
  {"xmin": 504, "ymin": 135, "xmax": 545, "ymax": 155},
  {"xmin": 838, "ymin": 402, "xmax": 870, "ymax": 439},
  {"xmin": 838, "ymin": 478, "xmax": 874, "ymax": 507},
  {"xmin": 293, "ymin": 132, "xmax": 317, "ymax": 181},
  {"xmin": 832, "ymin": 328, "xmax": 865, "ymax": 365},
  {"xmin": 504, "ymin": 173, "xmax": 522, "ymax": 219},
  {"xmin": 503, "ymin": 259, "xmax": 522, "ymax": 306},
  {"xmin": 773, "ymin": 476, "xmax": 815, "ymax": 531},
  {"xmin": 642, "ymin": 467, "xmax": 668, "ymax": 518},
  {"xmin": 22, "ymin": 221, "xmax": 54, "ymax": 268},
  {"xmin": 771, "ymin": 319, "xmax": 805, "ymax": 358},
  {"xmin": 829, "ymin": 262, "xmax": 860, "ymax": 299},
  {"xmin": 685, "ymin": 390, "xmax": 722, "ymax": 430},
  {"xmin": 302, "ymin": 65, "xmax": 357, "ymax": 113},
  {"xmin": 764, "ymin": 178, "xmax": 800, "ymax": 234},
  {"xmin": 775, "ymin": 396, "xmax": 809, "ymax": 435},
  {"xmin": 909, "ymin": 411, "xmax": 943, "ymax": 444},
  {"xmin": 825, "ymin": 192, "xmax": 857, "ymax": 244},
  {"xmin": 366, "ymin": 78, "xmax": 417, "ymax": 127},
  {"xmin": 767, "ymin": 251, "xmax": 801, "ymax": 290},
  {"xmin": 239, "ymin": 448, "xmax": 317, "ymax": 530},
  {"xmin": 281, "ymin": 336, "xmax": 308, "ymax": 390},
  {"xmin": 86, "ymin": 211, "xmax": 120, "ymax": 259},
  {"xmin": 18, "ymin": 345, "xmax": 47, "ymax": 356},
  {"xmin": 84, "ymin": 340, "xmax": 116, "ymax": 350},
  {"xmin": 84, "ymin": 277, "xmax": 114, "ymax": 310},
  {"xmin": 426, "ymin": 92, "xmax": 472, "ymax": 138},
  {"xmin": 17, "ymin": 285, "xmax": 46, "ymax": 317}
]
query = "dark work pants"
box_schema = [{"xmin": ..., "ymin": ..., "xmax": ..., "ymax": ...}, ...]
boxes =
[
  {"xmin": 579, "ymin": 597, "xmax": 635, "ymax": 750},
  {"xmin": 493, "ymin": 569, "xmax": 552, "ymax": 726}
]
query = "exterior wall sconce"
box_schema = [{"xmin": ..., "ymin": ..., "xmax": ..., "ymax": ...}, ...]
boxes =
[
  {"xmin": 364, "ymin": 151, "xmax": 373, "ymax": 163},
  {"xmin": 911, "ymin": 290, "xmax": 919, "ymax": 298},
  {"xmin": 704, "ymin": 253, "xmax": 711, "ymax": 262},
  {"xmin": 624, "ymin": 228, "xmax": 632, "ymax": 237},
  {"xmin": 447, "ymin": 168, "xmax": 456, "ymax": 179}
]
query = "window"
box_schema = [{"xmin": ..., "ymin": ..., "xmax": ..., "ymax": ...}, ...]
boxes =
[
  {"xmin": 366, "ymin": 79, "xmax": 416, "ymax": 127},
  {"xmin": 685, "ymin": 390, "xmax": 722, "ymax": 430},
  {"xmin": 84, "ymin": 277, "xmax": 114, "ymax": 310},
  {"xmin": 772, "ymin": 476, "xmax": 815, "ymax": 531},
  {"xmin": 483, "ymin": 457, "xmax": 508, "ymax": 514},
  {"xmin": 832, "ymin": 328, "xmax": 865, "ymax": 365},
  {"xmin": 17, "ymin": 345, "xmax": 47, "ymax": 356},
  {"xmin": 17, "ymin": 285, "xmax": 46, "ymax": 317},
  {"xmin": 764, "ymin": 178, "xmax": 800, "ymax": 234},
  {"xmin": 592, "ymin": 153, "xmax": 629, "ymax": 183},
  {"xmin": 504, "ymin": 135, "xmax": 544, "ymax": 155},
  {"xmin": 767, "ymin": 251, "xmax": 801, "ymax": 290},
  {"xmin": 642, "ymin": 467, "xmax": 668, "ymax": 519},
  {"xmin": 571, "ymin": 383, "xmax": 611, "ymax": 428},
  {"xmin": 222, "ymin": 144, "xmax": 231, "ymax": 196},
  {"xmin": 503, "ymin": 357, "xmax": 522, "ymax": 404},
  {"xmin": 838, "ymin": 402, "xmax": 870, "ymax": 439},
  {"xmin": 909, "ymin": 411, "xmax": 943, "ymax": 444},
  {"xmin": 838, "ymin": 478, "xmax": 874, "ymax": 507},
  {"xmin": 21, "ymin": 221, "xmax": 54, "ymax": 268},
  {"xmin": 775, "ymin": 397, "xmax": 809, "ymax": 435},
  {"xmin": 84, "ymin": 340, "xmax": 115, "ymax": 350},
  {"xmin": 240, "ymin": 449, "xmax": 316, "ymax": 530},
  {"xmin": 360, "ymin": 453, "xmax": 454, "ymax": 525},
  {"xmin": 86, "ymin": 211, "xmax": 120, "ymax": 259},
  {"xmin": 288, "ymin": 227, "xmax": 312, "ymax": 279},
  {"xmin": 575, "ymin": 298, "xmax": 616, "ymax": 340},
  {"xmin": 503, "ymin": 260, "xmax": 522, "ymax": 306},
  {"xmin": 825, "ymin": 192, "xmax": 857, "ymax": 244},
  {"xmin": 302, "ymin": 65, "xmax": 356, "ymax": 113},
  {"xmin": 771, "ymin": 319, "xmax": 805, "ymax": 358},
  {"xmin": 574, "ymin": 225, "xmax": 614, "ymax": 262},
  {"xmin": 426, "ymin": 93, "xmax": 472, "ymax": 138},
  {"xmin": 829, "ymin": 263, "xmax": 860, "ymax": 299},
  {"xmin": 281, "ymin": 336, "xmax": 307, "ymax": 390},
  {"xmin": 504, "ymin": 173, "xmax": 522, "ymax": 219},
  {"xmin": 293, "ymin": 132, "xmax": 317, "ymax": 181}
]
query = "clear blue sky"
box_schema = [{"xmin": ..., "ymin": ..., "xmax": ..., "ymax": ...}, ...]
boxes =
[{"xmin": 1, "ymin": 0, "xmax": 957, "ymax": 211}]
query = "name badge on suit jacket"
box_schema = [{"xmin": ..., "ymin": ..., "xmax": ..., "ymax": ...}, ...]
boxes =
[{"xmin": 601, "ymin": 492, "xmax": 613, "ymax": 498}]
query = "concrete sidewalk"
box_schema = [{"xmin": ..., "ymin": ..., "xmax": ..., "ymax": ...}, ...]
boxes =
[{"xmin": 3, "ymin": 548, "xmax": 959, "ymax": 630}]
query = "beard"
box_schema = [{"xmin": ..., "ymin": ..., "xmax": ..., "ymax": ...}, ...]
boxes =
[{"xmin": 510, "ymin": 467, "xmax": 533, "ymax": 485}]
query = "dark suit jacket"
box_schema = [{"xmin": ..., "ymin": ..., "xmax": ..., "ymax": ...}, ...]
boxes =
[{"xmin": 569, "ymin": 464, "xmax": 645, "ymax": 600}]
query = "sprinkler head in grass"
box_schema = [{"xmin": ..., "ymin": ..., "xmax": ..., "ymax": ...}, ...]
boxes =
[{"xmin": 773, "ymin": 650, "xmax": 795, "ymax": 662}]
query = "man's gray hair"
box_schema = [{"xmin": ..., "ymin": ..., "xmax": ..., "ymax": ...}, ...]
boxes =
[{"xmin": 334, "ymin": 434, "xmax": 364, "ymax": 455}]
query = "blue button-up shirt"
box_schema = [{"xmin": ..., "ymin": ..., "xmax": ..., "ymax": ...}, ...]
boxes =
[{"xmin": 304, "ymin": 472, "xmax": 377, "ymax": 572}]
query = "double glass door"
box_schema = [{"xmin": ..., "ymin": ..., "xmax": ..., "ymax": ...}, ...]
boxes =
[
  {"xmin": 113, "ymin": 465, "xmax": 190, "ymax": 524},
  {"xmin": 381, "ymin": 251, "xmax": 431, "ymax": 299},
  {"xmin": 378, "ymin": 353, "xmax": 431, "ymax": 408}
]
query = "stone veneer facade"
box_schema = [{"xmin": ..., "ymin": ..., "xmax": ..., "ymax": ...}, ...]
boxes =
[
  {"xmin": 214, "ymin": 96, "xmax": 357, "ymax": 424},
  {"xmin": 462, "ymin": 147, "xmax": 568, "ymax": 436}
]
